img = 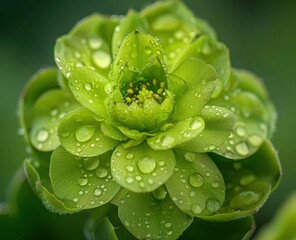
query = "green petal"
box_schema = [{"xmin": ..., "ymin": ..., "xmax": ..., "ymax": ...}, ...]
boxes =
[
  {"xmin": 112, "ymin": 10, "xmax": 148, "ymax": 58},
  {"xmin": 50, "ymin": 146, "xmax": 121, "ymax": 209},
  {"xmin": 171, "ymin": 58, "xmax": 216, "ymax": 120},
  {"xmin": 55, "ymin": 15, "xmax": 118, "ymax": 78},
  {"xmin": 165, "ymin": 149, "xmax": 225, "ymax": 217},
  {"xmin": 141, "ymin": 0, "xmax": 198, "ymax": 67},
  {"xmin": 84, "ymin": 217, "xmax": 118, "ymax": 240},
  {"xmin": 30, "ymin": 89, "xmax": 80, "ymax": 152},
  {"xmin": 181, "ymin": 216, "xmax": 255, "ymax": 240},
  {"xmin": 171, "ymin": 35, "xmax": 231, "ymax": 90},
  {"xmin": 235, "ymin": 69, "xmax": 277, "ymax": 138},
  {"xmin": 111, "ymin": 31, "xmax": 166, "ymax": 82},
  {"xmin": 255, "ymin": 193, "xmax": 296, "ymax": 240},
  {"xmin": 235, "ymin": 69, "xmax": 268, "ymax": 101},
  {"xmin": 24, "ymin": 159, "xmax": 78, "ymax": 214},
  {"xmin": 58, "ymin": 108, "xmax": 119, "ymax": 157},
  {"xmin": 68, "ymin": 66, "xmax": 110, "ymax": 117},
  {"xmin": 110, "ymin": 142, "xmax": 175, "ymax": 192},
  {"xmin": 19, "ymin": 68, "xmax": 59, "ymax": 146},
  {"xmin": 118, "ymin": 191, "xmax": 193, "ymax": 239},
  {"xmin": 147, "ymin": 116, "xmax": 205, "ymax": 150},
  {"xmin": 101, "ymin": 122, "xmax": 128, "ymax": 141},
  {"xmin": 200, "ymin": 141, "xmax": 281, "ymax": 221},
  {"xmin": 179, "ymin": 105, "xmax": 235, "ymax": 153},
  {"xmin": 213, "ymin": 91, "xmax": 270, "ymax": 159}
]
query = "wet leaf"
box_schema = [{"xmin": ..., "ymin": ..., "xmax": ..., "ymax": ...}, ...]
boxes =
[
  {"xmin": 30, "ymin": 89, "xmax": 80, "ymax": 152},
  {"xmin": 166, "ymin": 149, "xmax": 225, "ymax": 217},
  {"xmin": 118, "ymin": 191, "xmax": 193, "ymax": 239},
  {"xmin": 200, "ymin": 141, "xmax": 281, "ymax": 221},
  {"xmin": 180, "ymin": 105, "xmax": 235, "ymax": 153},
  {"xmin": 58, "ymin": 107, "xmax": 119, "ymax": 157},
  {"xmin": 111, "ymin": 142, "xmax": 175, "ymax": 192},
  {"xmin": 171, "ymin": 58, "xmax": 216, "ymax": 120},
  {"xmin": 50, "ymin": 146, "xmax": 121, "ymax": 210},
  {"xmin": 147, "ymin": 116, "xmax": 205, "ymax": 150},
  {"xmin": 55, "ymin": 15, "xmax": 118, "ymax": 79}
]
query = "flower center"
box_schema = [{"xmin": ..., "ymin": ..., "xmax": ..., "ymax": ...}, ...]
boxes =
[{"xmin": 122, "ymin": 78, "xmax": 166, "ymax": 105}]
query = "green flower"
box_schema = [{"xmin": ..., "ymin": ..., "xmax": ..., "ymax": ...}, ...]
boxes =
[{"xmin": 19, "ymin": 0, "xmax": 281, "ymax": 239}]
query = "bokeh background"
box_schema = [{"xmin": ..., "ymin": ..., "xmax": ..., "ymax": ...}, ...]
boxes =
[{"xmin": 0, "ymin": 0, "xmax": 295, "ymax": 238}]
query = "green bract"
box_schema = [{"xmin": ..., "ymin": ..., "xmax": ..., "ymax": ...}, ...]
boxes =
[{"xmin": 19, "ymin": 0, "xmax": 281, "ymax": 239}]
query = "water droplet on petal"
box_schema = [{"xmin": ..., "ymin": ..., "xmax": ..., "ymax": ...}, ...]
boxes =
[
  {"xmin": 191, "ymin": 204, "xmax": 203, "ymax": 215},
  {"xmin": 191, "ymin": 119, "xmax": 203, "ymax": 130},
  {"xmin": 93, "ymin": 50, "xmax": 111, "ymax": 69},
  {"xmin": 230, "ymin": 190, "xmax": 261, "ymax": 209},
  {"xmin": 235, "ymin": 142, "xmax": 249, "ymax": 156},
  {"xmin": 95, "ymin": 167, "xmax": 108, "ymax": 178},
  {"xmin": 125, "ymin": 165, "xmax": 134, "ymax": 172},
  {"xmin": 161, "ymin": 135, "xmax": 175, "ymax": 147},
  {"xmin": 236, "ymin": 127, "xmax": 246, "ymax": 137},
  {"xmin": 138, "ymin": 157, "xmax": 156, "ymax": 174},
  {"xmin": 152, "ymin": 186, "xmax": 167, "ymax": 200},
  {"xmin": 94, "ymin": 187, "xmax": 102, "ymax": 196},
  {"xmin": 125, "ymin": 153, "xmax": 134, "ymax": 159},
  {"xmin": 84, "ymin": 83, "xmax": 92, "ymax": 91},
  {"xmin": 144, "ymin": 46, "xmax": 152, "ymax": 55},
  {"xmin": 184, "ymin": 152, "xmax": 197, "ymax": 162},
  {"xmin": 73, "ymin": 197, "xmax": 78, "ymax": 203},
  {"xmin": 189, "ymin": 173, "xmax": 204, "ymax": 188},
  {"xmin": 211, "ymin": 181, "xmax": 220, "ymax": 188},
  {"xmin": 164, "ymin": 222, "xmax": 172, "ymax": 228},
  {"xmin": 76, "ymin": 125, "xmax": 95, "ymax": 142},
  {"xmin": 78, "ymin": 177, "xmax": 88, "ymax": 186},
  {"xmin": 83, "ymin": 158, "xmax": 99, "ymax": 171},
  {"xmin": 240, "ymin": 174, "xmax": 255, "ymax": 186},
  {"xmin": 89, "ymin": 37, "xmax": 103, "ymax": 49},
  {"xmin": 206, "ymin": 198, "xmax": 221, "ymax": 212},
  {"xmin": 36, "ymin": 128, "xmax": 49, "ymax": 143},
  {"xmin": 248, "ymin": 134, "xmax": 263, "ymax": 147}
]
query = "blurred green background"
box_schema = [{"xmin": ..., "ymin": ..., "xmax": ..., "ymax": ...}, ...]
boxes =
[{"xmin": 0, "ymin": 0, "xmax": 295, "ymax": 237}]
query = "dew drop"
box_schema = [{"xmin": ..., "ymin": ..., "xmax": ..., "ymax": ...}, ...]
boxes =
[
  {"xmin": 202, "ymin": 42, "xmax": 212, "ymax": 55},
  {"xmin": 164, "ymin": 222, "xmax": 172, "ymax": 228},
  {"xmin": 206, "ymin": 198, "xmax": 221, "ymax": 212},
  {"xmin": 235, "ymin": 142, "xmax": 249, "ymax": 156},
  {"xmin": 161, "ymin": 135, "xmax": 175, "ymax": 147},
  {"xmin": 191, "ymin": 119, "xmax": 203, "ymax": 130},
  {"xmin": 78, "ymin": 177, "xmax": 88, "ymax": 186},
  {"xmin": 89, "ymin": 37, "xmax": 103, "ymax": 49},
  {"xmin": 94, "ymin": 187, "xmax": 102, "ymax": 196},
  {"xmin": 191, "ymin": 204, "xmax": 202, "ymax": 215},
  {"xmin": 211, "ymin": 181, "xmax": 220, "ymax": 188},
  {"xmin": 95, "ymin": 168, "xmax": 108, "ymax": 178},
  {"xmin": 152, "ymin": 186, "xmax": 167, "ymax": 200},
  {"xmin": 93, "ymin": 50, "xmax": 111, "ymax": 69},
  {"xmin": 125, "ymin": 153, "xmax": 134, "ymax": 159},
  {"xmin": 50, "ymin": 108, "xmax": 59, "ymax": 117},
  {"xmin": 184, "ymin": 152, "xmax": 197, "ymax": 162},
  {"xmin": 76, "ymin": 125, "xmax": 95, "ymax": 142},
  {"xmin": 36, "ymin": 128, "xmax": 49, "ymax": 143},
  {"xmin": 240, "ymin": 174, "xmax": 255, "ymax": 186},
  {"xmin": 189, "ymin": 173, "xmax": 204, "ymax": 188},
  {"xmin": 138, "ymin": 157, "xmax": 156, "ymax": 174},
  {"xmin": 144, "ymin": 46, "xmax": 152, "ymax": 55},
  {"xmin": 230, "ymin": 190, "xmax": 261, "ymax": 209},
  {"xmin": 248, "ymin": 134, "xmax": 263, "ymax": 147},
  {"xmin": 236, "ymin": 127, "xmax": 246, "ymax": 137},
  {"xmin": 126, "ymin": 176, "xmax": 134, "ymax": 184},
  {"xmin": 84, "ymin": 83, "xmax": 92, "ymax": 91},
  {"xmin": 73, "ymin": 197, "xmax": 78, "ymax": 203},
  {"xmin": 83, "ymin": 158, "xmax": 100, "ymax": 171},
  {"xmin": 115, "ymin": 151, "xmax": 122, "ymax": 157},
  {"xmin": 125, "ymin": 165, "xmax": 134, "ymax": 172}
]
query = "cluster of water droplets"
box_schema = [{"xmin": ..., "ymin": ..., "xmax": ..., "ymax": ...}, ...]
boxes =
[
  {"xmin": 111, "ymin": 147, "xmax": 174, "ymax": 192},
  {"xmin": 225, "ymin": 162, "xmax": 262, "ymax": 211},
  {"xmin": 167, "ymin": 152, "xmax": 223, "ymax": 216},
  {"xmin": 70, "ymin": 155, "xmax": 117, "ymax": 208},
  {"xmin": 31, "ymin": 101, "xmax": 71, "ymax": 151}
]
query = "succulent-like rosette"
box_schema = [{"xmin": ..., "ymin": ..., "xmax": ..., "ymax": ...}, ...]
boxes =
[{"xmin": 20, "ymin": 0, "xmax": 281, "ymax": 239}]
